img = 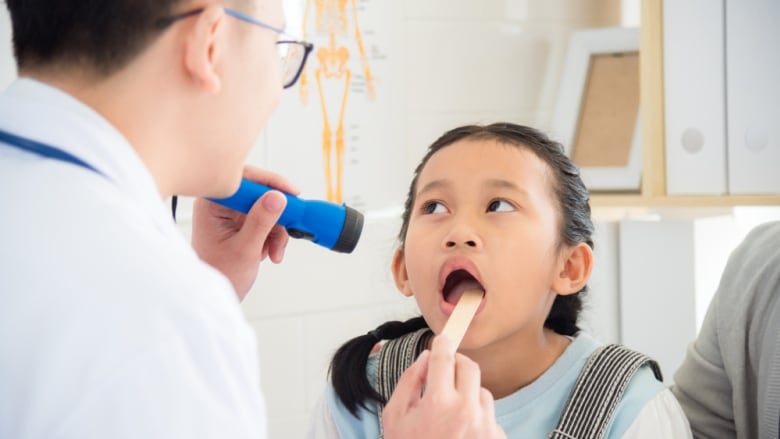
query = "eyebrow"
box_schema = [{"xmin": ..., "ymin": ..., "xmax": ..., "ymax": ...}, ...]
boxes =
[
  {"xmin": 484, "ymin": 178, "xmax": 525, "ymax": 193},
  {"xmin": 417, "ymin": 178, "xmax": 528, "ymax": 197},
  {"xmin": 417, "ymin": 179, "xmax": 449, "ymax": 197}
]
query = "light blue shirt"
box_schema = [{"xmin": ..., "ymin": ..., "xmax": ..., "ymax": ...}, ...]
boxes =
[{"xmin": 323, "ymin": 333, "xmax": 664, "ymax": 438}]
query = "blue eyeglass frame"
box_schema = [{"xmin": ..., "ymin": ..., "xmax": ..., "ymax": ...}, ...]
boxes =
[
  {"xmin": 156, "ymin": 7, "xmax": 314, "ymax": 88},
  {"xmin": 158, "ymin": 7, "xmax": 284, "ymax": 34}
]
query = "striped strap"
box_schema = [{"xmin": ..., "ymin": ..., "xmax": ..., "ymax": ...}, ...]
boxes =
[
  {"xmin": 375, "ymin": 328, "xmax": 433, "ymax": 436},
  {"xmin": 549, "ymin": 344, "xmax": 663, "ymax": 439}
]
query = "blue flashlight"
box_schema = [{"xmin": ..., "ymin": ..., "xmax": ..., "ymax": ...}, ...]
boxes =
[{"xmin": 209, "ymin": 179, "xmax": 364, "ymax": 253}]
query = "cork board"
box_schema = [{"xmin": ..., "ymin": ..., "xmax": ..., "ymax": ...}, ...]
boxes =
[{"xmin": 572, "ymin": 52, "xmax": 640, "ymax": 168}]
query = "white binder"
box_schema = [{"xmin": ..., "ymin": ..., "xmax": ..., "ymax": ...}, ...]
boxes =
[
  {"xmin": 663, "ymin": 0, "xmax": 727, "ymax": 195},
  {"xmin": 725, "ymin": 0, "xmax": 780, "ymax": 194}
]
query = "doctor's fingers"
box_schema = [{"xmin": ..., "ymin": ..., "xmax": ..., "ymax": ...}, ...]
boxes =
[
  {"xmin": 428, "ymin": 347, "xmax": 504, "ymax": 438},
  {"xmin": 242, "ymin": 166, "xmax": 300, "ymax": 196},
  {"xmin": 439, "ymin": 383, "xmax": 504, "ymax": 439},
  {"xmin": 479, "ymin": 388, "xmax": 506, "ymax": 439},
  {"xmin": 424, "ymin": 335, "xmax": 458, "ymax": 398},
  {"xmin": 454, "ymin": 353, "xmax": 482, "ymax": 401},
  {"xmin": 261, "ymin": 224, "xmax": 289, "ymax": 263},
  {"xmin": 384, "ymin": 350, "xmax": 430, "ymax": 413},
  {"xmin": 240, "ymin": 191, "xmax": 290, "ymax": 263},
  {"xmin": 449, "ymin": 355, "xmax": 498, "ymax": 435}
]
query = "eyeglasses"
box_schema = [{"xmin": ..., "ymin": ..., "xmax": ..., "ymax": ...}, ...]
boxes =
[{"xmin": 157, "ymin": 8, "xmax": 314, "ymax": 89}]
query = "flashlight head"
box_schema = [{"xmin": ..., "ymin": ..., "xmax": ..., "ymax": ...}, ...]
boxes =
[
  {"xmin": 332, "ymin": 205, "xmax": 363, "ymax": 253},
  {"xmin": 284, "ymin": 199, "xmax": 364, "ymax": 253}
]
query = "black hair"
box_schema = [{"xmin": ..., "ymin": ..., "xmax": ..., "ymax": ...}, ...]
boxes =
[
  {"xmin": 329, "ymin": 122, "xmax": 594, "ymax": 417},
  {"xmin": 4, "ymin": 0, "xmax": 182, "ymax": 76},
  {"xmin": 328, "ymin": 316, "xmax": 428, "ymax": 416}
]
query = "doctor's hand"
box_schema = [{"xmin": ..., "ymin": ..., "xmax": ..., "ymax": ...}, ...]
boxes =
[
  {"xmin": 382, "ymin": 335, "xmax": 507, "ymax": 439},
  {"xmin": 192, "ymin": 167, "xmax": 299, "ymax": 301}
]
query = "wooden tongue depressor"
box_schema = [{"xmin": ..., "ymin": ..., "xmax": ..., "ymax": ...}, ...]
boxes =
[{"xmin": 440, "ymin": 289, "xmax": 484, "ymax": 349}]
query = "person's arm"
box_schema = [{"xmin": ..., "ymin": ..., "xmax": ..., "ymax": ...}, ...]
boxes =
[
  {"xmin": 382, "ymin": 335, "xmax": 507, "ymax": 439},
  {"xmin": 671, "ymin": 221, "xmax": 780, "ymax": 439},
  {"xmin": 670, "ymin": 245, "xmax": 738, "ymax": 438},
  {"xmin": 671, "ymin": 311, "xmax": 736, "ymax": 439},
  {"xmin": 192, "ymin": 167, "xmax": 299, "ymax": 300}
]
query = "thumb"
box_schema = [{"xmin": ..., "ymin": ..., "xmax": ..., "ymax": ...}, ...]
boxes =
[
  {"xmin": 386, "ymin": 350, "xmax": 429, "ymax": 411},
  {"xmin": 239, "ymin": 190, "xmax": 287, "ymax": 242}
]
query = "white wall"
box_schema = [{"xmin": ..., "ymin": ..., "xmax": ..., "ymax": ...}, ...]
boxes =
[
  {"xmin": 402, "ymin": 0, "xmax": 623, "ymax": 178},
  {"xmin": 2, "ymin": 2, "xmax": 778, "ymax": 438},
  {"xmin": 0, "ymin": 3, "xmax": 14, "ymax": 88}
]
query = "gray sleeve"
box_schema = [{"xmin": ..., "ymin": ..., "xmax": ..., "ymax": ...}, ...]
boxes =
[
  {"xmin": 671, "ymin": 295, "xmax": 735, "ymax": 439},
  {"xmin": 671, "ymin": 221, "xmax": 780, "ymax": 439}
]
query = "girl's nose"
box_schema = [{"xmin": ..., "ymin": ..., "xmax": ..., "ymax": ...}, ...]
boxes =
[
  {"xmin": 446, "ymin": 239, "xmax": 478, "ymax": 248},
  {"xmin": 443, "ymin": 220, "xmax": 482, "ymax": 249}
]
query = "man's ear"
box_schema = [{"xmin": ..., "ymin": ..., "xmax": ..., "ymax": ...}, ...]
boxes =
[
  {"xmin": 551, "ymin": 242, "xmax": 593, "ymax": 296},
  {"xmin": 183, "ymin": 5, "xmax": 226, "ymax": 93},
  {"xmin": 391, "ymin": 248, "xmax": 414, "ymax": 297}
]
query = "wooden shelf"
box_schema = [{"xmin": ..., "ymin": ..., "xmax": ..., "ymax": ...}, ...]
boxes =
[
  {"xmin": 633, "ymin": 0, "xmax": 779, "ymax": 207},
  {"xmin": 640, "ymin": 0, "xmax": 667, "ymax": 199},
  {"xmin": 590, "ymin": 193, "xmax": 780, "ymax": 208}
]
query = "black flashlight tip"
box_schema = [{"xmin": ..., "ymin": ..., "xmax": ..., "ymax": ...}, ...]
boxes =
[{"xmin": 332, "ymin": 205, "xmax": 364, "ymax": 253}]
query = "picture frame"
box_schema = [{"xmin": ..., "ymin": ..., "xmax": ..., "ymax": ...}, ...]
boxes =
[{"xmin": 551, "ymin": 27, "xmax": 641, "ymax": 192}]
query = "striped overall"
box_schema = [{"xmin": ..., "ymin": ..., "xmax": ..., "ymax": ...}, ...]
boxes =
[{"xmin": 374, "ymin": 329, "xmax": 663, "ymax": 439}]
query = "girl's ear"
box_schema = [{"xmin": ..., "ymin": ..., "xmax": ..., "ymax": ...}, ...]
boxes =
[
  {"xmin": 551, "ymin": 242, "xmax": 593, "ymax": 296},
  {"xmin": 391, "ymin": 248, "xmax": 414, "ymax": 297},
  {"xmin": 183, "ymin": 5, "xmax": 226, "ymax": 94}
]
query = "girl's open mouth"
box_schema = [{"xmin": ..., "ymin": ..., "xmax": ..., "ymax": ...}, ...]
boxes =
[{"xmin": 442, "ymin": 269, "xmax": 485, "ymax": 305}]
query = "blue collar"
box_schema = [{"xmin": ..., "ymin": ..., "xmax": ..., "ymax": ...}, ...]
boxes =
[
  {"xmin": 0, "ymin": 127, "xmax": 182, "ymax": 219},
  {"xmin": 0, "ymin": 127, "xmax": 105, "ymax": 177}
]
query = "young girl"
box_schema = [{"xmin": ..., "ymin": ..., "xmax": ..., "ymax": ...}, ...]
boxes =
[{"xmin": 307, "ymin": 123, "xmax": 692, "ymax": 438}]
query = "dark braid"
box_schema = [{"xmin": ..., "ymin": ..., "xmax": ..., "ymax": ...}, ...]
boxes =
[{"xmin": 329, "ymin": 316, "xmax": 429, "ymax": 417}]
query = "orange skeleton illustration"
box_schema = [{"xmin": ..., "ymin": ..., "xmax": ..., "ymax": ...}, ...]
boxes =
[{"xmin": 299, "ymin": 0, "xmax": 375, "ymax": 203}]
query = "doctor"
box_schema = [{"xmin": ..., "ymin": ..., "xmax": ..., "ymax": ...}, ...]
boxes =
[{"xmin": 0, "ymin": 0, "xmax": 505, "ymax": 438}]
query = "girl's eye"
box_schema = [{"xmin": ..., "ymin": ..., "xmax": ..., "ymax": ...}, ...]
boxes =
[
  {"xmin": 422, "ymin": 201, "xmax": 448, "ymax": 214},
  {"xmin": 487, "ymin": 199, "xmax": 515, "ymax": 213}
]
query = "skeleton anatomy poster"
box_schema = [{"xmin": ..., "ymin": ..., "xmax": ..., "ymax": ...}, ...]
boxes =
[{"xmin": 265, "ymin": 0, "xmax": 405, "ymax": 214}]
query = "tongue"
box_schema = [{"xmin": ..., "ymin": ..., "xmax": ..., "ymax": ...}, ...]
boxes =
[{"xmin": 446, "ymin": 279, "xmax": 483, "ymax": 305}]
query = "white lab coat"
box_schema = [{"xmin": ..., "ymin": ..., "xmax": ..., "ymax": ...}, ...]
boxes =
[{"xmin": 0, "ymin": 79, "xmax": 268, "ymax": 438}]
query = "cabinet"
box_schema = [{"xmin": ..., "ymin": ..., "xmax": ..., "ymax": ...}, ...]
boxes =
[
  {"xmin": 618, "ymin": 215, "xmax": 737, "ymax": 383},
  {"xmin": 590, "ymin": 0, "xmax": 780, "ymax": 208}
]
